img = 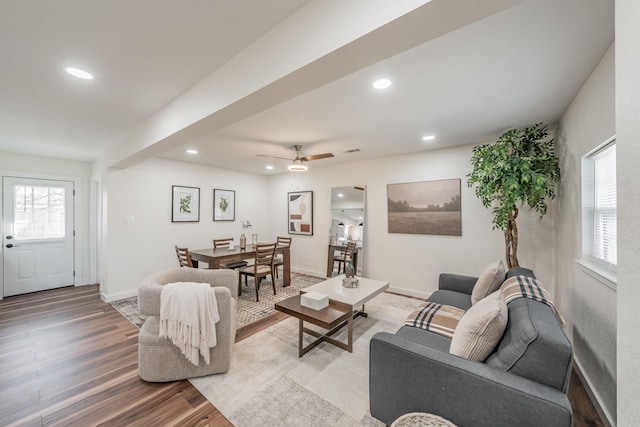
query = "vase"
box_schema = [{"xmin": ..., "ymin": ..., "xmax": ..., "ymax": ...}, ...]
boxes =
[
  {"xmin": 345, "ymin": 258, "xmax": 355, "ymax": 278},
  {"xmin": 342, "ymin": 259, "xmax": 359, "ymax": 288},
  {"xmin": 240, "ymin": 233, "xmax": 246, "ymax": 250}
]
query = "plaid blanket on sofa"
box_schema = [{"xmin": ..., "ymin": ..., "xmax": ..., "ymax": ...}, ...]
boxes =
[
  {"xmin": 500, "ymin": 275, "xmax": 565, "ymax": 326},
  {"xmin": 405, "ymin": 302, "xmax": 465, "ymax": 339}
]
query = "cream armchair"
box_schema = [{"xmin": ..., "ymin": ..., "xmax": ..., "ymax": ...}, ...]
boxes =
[{"xmin": 137, "ymin": 267, "xmax": 237, "ymax": 382}]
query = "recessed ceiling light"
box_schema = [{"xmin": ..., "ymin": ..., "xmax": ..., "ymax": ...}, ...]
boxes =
[
  {"xmin": 372, "ymin": 78, "xmax": 392, "ymax": 90},
  {"xmin": 422, "ymin": 135, "xmax": 436, "ymax": 141},
  {"xmin": 186, "ymin": 149, "xmax": 198, "ymax": 154},
  {"xmin": 338, "ymin": 193, "xmax": 344, "ymax": 198},
  {"xmin": 265, "ymin": 165, "xmax": 274, "ymax": 170},
  {"xmin": 65, "ymin": 67, "xmax": 94, "ymax": 80}
]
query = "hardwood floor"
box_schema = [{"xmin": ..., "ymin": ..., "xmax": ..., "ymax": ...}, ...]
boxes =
[
  {"xmin": 0, "ymin": 285, "xmax": 229, "ymax": 426},
  {"xmin": 0, "ymin": 285, "xmax": 604, "ymax": 426}
]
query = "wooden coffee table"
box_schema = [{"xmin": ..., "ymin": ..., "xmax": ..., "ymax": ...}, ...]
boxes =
[{"xmin": 274, "ymin": 275, "xmax": 389, "ymax": 357}]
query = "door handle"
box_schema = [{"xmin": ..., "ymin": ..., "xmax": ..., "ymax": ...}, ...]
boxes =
[{"xmin": 6, "ymin": 243, "xmax": 13, "ymax": 248}]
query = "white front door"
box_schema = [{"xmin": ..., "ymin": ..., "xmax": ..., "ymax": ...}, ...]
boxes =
[{"xmin": 2, "ymin": 177, "xmax": 74, "ymax": 297}]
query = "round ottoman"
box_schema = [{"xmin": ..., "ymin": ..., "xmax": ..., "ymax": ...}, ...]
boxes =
[{"xmin": 391, "ymin": 412, "xmax": 457, "ymax": 427}]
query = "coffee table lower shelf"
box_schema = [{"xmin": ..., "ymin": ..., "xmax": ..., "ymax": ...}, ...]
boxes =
[{"xmin": 275, "ymin": 294, "xmax": 355, "ymax": 357}]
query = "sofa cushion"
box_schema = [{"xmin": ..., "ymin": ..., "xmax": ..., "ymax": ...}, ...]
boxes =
[
  {"xmin": 450, "ymin": 290, "xmax": 508, "ymax": 361},
  {"xmin": 471, "ymin": 260, "xmax": 506, "ymax": 305},
  {"xmin": 405, "ymin": 303, "xmax": 465, "ymax": 339},
  {"xmin": 396, "ymin": 325, "xmax": 451, "ymax": 352},
  {"xmin": 428, "ymin": 289, "xmax": 472, "ymax": 310},
  {"xmin": 485, "ymin": 297, "xmax": 573, "ymax": 391}
]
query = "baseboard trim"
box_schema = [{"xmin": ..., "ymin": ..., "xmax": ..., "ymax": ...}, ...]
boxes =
[
  {"xmin": 291, "ymin": 267, "xmax": 327, "ymax": 278},
  {"xmin": 101, "ymin": 289, "xmax": 137, "ymax": 303},
  {"xmin": 573, "ymin": 356, "xmax": 616, "ymax": 427},
  {"xmin": 387, "ymin": 285, "xmax": 429, "ymax": 300}
]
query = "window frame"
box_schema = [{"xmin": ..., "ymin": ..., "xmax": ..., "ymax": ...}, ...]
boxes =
[{"xmin": 580, "ymin": 135, "xmax": 617, "ymax": 287}]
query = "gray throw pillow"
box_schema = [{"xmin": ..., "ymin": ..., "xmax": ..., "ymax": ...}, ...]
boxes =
[
  {"xmin": 450, "ymin": 290, "xmax": 508, "ymax": 361},
  {"xmin": 471, "ymin": 260, "xmax": 505, "ymax": 305}
]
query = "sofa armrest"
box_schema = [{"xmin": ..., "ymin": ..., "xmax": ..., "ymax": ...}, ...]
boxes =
[
  {"xmin": 437, "ymin": 273, "xmax": 477, "ymax": 295},
  {"xmin": 370, "ymin": 332, "xmax": 572, "ymax": 427},
  {"xmin": 213, "ymin": 286, "xmax": 237, "ymax": 346}
]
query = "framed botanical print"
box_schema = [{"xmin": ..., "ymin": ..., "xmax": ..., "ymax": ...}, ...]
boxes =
[
  {"xmin": 213, "ymin": 189, "xmax": 235, "ymax": 221},
  {"xmin": 172, "ymin": 185, "xmax": 200, "ymax": 222},
  {"xmin": 288, "ymin": 191, "xmax": 313, "ymax": 235}
]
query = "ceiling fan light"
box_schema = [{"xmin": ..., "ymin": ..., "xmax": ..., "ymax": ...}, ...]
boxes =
[{"xmin": 288, "ymin": 159, "xmax": 307, "ymax": 171}]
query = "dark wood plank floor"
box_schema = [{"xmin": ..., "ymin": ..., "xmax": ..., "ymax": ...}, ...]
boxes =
[{"xmin": 0, "ymin": 284, "xmax": 604, "ymax": 426}]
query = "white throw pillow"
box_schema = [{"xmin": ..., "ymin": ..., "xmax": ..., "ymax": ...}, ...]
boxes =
[
  {"xmin": 450, "ymin": 290, "xmax": 508, "ymax": 361},
  {"xmin": 471, "ymin": 260, "xmax": 505, "ymax": 305}
]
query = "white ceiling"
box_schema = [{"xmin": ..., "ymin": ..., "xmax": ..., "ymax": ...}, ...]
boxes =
[{"xmin": 0, "ymin": 0, "xmax": 614, "ymax": 175}]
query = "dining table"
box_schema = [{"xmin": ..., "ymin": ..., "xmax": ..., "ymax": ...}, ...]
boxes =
[{"xmin": 190, "ymin": 245, "xmax": 291, "ymax": 287}]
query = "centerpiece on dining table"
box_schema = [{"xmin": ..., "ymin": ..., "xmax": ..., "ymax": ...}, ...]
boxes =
[{"xmin": 240, "ymin": 220, "xmax": 252, "ymax": 250}]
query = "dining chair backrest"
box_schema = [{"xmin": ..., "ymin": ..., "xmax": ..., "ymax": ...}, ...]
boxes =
[
  {"xmin": 175, "ymin": 246, "xmax": 194, "ymax": 268},
  {"xmin": 345, "ymin": 241, "xmax": 357, "ymax": 258},
  {"xmin": 213, "ymin": 238, "xmax": 234, "ymax": 249},
  {"xmin": 276, "ymin": 236, "xmax": 292, "ymax": 248},
  {"xmin": 254, "ymin": 243, "xmax": 277, "ymax": 268}
]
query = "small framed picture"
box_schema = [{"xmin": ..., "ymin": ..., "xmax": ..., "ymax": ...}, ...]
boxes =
[
  {"xmin": 214, "ymin": 189, "xmax": 235, "ymax": 221},
  {"xmin": 172, "ymin": 185, "xmax": 200, "ymax": 222},
  {"xmin": 288, "ymin": 190, "xmax": 313, "ymax": 235}
]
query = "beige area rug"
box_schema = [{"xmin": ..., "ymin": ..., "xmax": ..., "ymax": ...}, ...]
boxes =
[
  {"xmin": 110, "ymin": 272, "xmax": 324, "ymax": 329},
  {"xmin": 190, "ymin": 291, "xmax": 423, "ymax": 427}
]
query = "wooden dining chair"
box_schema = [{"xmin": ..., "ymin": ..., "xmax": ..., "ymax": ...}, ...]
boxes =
[
  {"xmin": 272, "ymin": 236, "xmax": 292, "ymax": 279},
  {"xmin": 332, "ymin": 241, "xmax": 357, "ymax": 275},
  {"xmin": 175, "ymin": 246, "xmax": 194, "ymax": 268},
  {"xmin": 237, "ymin": 242, "xmax": 277, "ymax": 302},
  {"xmin": 213, "ymin": 238, "xmax": 249, "ymax": 270}
]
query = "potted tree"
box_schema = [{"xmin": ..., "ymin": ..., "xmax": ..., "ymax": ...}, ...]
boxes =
[{"xmin": 467, "ymin": 123, "xmax": 560, "ymax": 268}]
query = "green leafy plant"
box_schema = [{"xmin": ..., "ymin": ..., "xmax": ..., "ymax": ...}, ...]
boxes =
[
  {"xmin": 467, "ymin": 123, "xmax": 560, "ymax": 268},
  {"xmin": 219, "ymin": 196, "xmax": 229, "ymax": 213},
  {"xmin": 179, "ymin": 194, "xmax": 192, "ymax": 213}
]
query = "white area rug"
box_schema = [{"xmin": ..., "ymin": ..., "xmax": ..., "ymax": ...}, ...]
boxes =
[{"xmin": 190, "ymin": 291, "xmax": 423, "ymax": 426}]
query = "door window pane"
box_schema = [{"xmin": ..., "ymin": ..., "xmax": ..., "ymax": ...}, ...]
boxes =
[{"xmin": 14, "ymin": 185, "xmax": 66, "ymax": 240}]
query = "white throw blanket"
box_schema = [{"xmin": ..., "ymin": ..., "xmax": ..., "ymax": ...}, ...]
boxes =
[{"xmin": 159, "ymin": 282, "xmax": 220, "ymax": 366}]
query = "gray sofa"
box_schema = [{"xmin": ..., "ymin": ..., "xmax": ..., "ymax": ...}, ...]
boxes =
[{"xmin": 369, "ymin": 267, "xmax": 573, "ymax": 426}]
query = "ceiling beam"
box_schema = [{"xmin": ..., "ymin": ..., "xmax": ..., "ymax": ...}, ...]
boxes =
[{"xmin": 104, "ymin": 0, "xmax": 521, "ymax": 170}]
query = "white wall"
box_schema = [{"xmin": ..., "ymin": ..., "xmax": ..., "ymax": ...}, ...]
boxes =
[
  {"xmin": 616, "ymin": 0, "xmax": 640, "ymax": 424},
  {"xmin": 555, "ymin": 43, "xmax": 616, "ymax": 425},
  {"xmin": 100, "ymin": 157, "xmax": 269, "ymax": 301},
  {"xmin": 0, "ymin": 151, "xmax": 93, "ymax": 293},
  {"xmin": 267, "ymin": 143, "xmax": 556, "ymax": 297}
]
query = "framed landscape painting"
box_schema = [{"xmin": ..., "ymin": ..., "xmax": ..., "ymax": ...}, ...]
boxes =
[
  {"xmin": 172, "ymin": 185, "xmax": 200, "ymax": 222},
  {"xmin": 288, "ymin": 191, "xmax": 313, "ymax": 235},
  {"xmin": 213, "ymin": 189, "xmax": 235, "ymax": 221},
  {"xmin": 387, "ymin": 179, "xmax": 461, "ymax": 236}
]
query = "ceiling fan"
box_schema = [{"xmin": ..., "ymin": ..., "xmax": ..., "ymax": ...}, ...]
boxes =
[{"xmin": 258, "ymin": 144, "xmax": 333, "ymax": 171}]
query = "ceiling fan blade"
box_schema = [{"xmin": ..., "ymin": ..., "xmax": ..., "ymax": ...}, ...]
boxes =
[
  {"xmin": 256, "ymin": 154, "xmax": 292, "ymax": 161},
  {"xmin": 300, "ymin": 153, "xmax": 334, "ymax": 161},
  {"xmin": 354, "ymin": 186, "xmax": 365, "ymax": 191}
]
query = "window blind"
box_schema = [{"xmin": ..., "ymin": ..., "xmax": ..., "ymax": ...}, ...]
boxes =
[{"xmin": 592, "ymin": 144, "xmax": 616, "ymax": 266}]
